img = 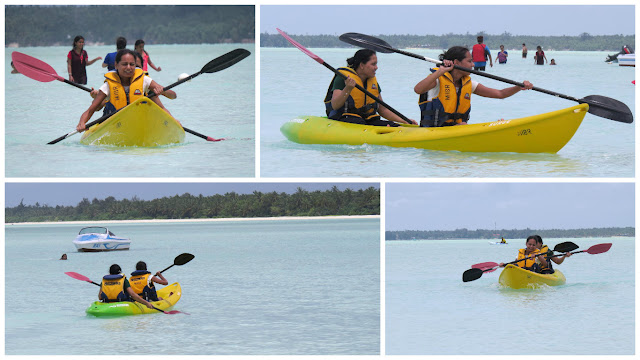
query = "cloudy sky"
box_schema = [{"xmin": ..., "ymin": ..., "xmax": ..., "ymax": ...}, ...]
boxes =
[
  {"xmin": 261, "ymin": 5, "xmax": 635, "ymax": 36},
  {"xmin": 386, "ymin": 182, "xmax": 634, "ymax": 231},
  {"xmin": 5, "ymin": 183, "xmax": 379, "ymax": 207}
]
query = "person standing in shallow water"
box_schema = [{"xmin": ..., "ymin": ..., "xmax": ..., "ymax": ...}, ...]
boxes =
[
  {"xmin": 522, "ymin": 43, "xmax": 528, "ymax": 58},
  {"xmin": 67, "ymin": 35, "xmax": 102, "ymax": 85},
  {"xmin": 534, "ymin": 46, "xmax": 548, "ymax": 65},
  {"xmin": 323, "ymin": 49, "xmax": 416, "ymax": 127}
]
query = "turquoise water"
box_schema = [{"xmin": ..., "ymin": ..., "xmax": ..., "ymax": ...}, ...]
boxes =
[
  {"xmin": 5, "ymin": 44, "xmax": 255, "ymax": 177},
  {"xmin": 386, "ymin": 238, "xmax": 634, "ymax": 355},
  {"xmin": 260, "ymin": 48, "xmax": 635, "ymax": 177},
  {"xmin": 5, "ymin": 218, "xmax": 380, "ymax": 355}
]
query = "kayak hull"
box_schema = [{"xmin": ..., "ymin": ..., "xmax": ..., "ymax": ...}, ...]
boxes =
[
  {"xmin": 80, "ymin": 96, "xmax": 185, "ymax": 147},
  {"xmin": 280, "ymin": 104, "xmax": 588, "ymax": 153},
  {"xmin": 489, "ymin": 241, "xmax": 508, "ymax": 245},
  {"xmin": 86, "ymin": 282, "xmax": 182, "ymax": 317},
  {"xmin": 498, "ymin": 265, "xmax": 566, "ymax": 289}
]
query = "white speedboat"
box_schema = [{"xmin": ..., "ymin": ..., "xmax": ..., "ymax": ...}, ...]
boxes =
[
  {"xmin": 73, "ymin": 227, "xmax": 130, "ymax": 252},
  {"xmin": 618, "ymin": 54, "xmax": 635, "ymax": 67}
]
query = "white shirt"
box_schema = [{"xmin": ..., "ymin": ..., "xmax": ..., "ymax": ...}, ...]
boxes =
[{"xmin": 424, "ymin": 78, "xmax": 479, "ymax": 102}]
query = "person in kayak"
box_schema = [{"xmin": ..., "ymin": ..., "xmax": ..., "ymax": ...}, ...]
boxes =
[
  {"xmin": 129, "ymin": 261, "xmax": 168, "ymax": 301},
  {"xmin": 77, "ymin": 49, "xmax": 172, "ymax": 132},
  {"xmin": 99, "ymin": 264, "xmax": 154, "ymax": 309},
  {"xmin": 67, "ymin": 35, "xmax": 102, "ymax": 85},
  {"xmin": 134, "ymin": 39, "xmax": 162, "ymax": 72},
  {"xmin": 499, "ymin": 236, "xmax": 548, "ymax": 272},
  {"xmin": 535, "ymin": 235, "xmax": 571, "ymax": 274},
  {"xmin": 102, "ymin": 36, "xmax": 127, "ymax": 71},
  {"xmin": 133, "ymin": 51, "xmax": 176, "ymax": 99},
  {"xmin": 414, "ymin": 46, "xmax": 533, "ymax": 127},
  {"xmin": 323, "ymin": 49, "xmax": 417, "ymax": 127}
]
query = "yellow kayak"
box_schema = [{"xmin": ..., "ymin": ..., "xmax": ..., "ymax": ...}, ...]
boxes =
[
  {"xmin": 498, "ymin": 265, "xmax": 566, "ymax": 289},
  {"xmin": 280, "ymin": 104, "xmax": 589, "ymax": 153},
  {"xmin": 86, "ymin": 282, "xmax": 182, "ymax": 317},
  {"xmin": 80, "ymin": 96, "xmax": 185, "ymax": 147}
]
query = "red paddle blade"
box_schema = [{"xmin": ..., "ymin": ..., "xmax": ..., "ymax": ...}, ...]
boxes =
[
  {"xmin": 472, "ymin": 262, "xmax": 499, "ymax": 270},
  {"xmin": 166, "ymin": 310, "xmax": 190, "ymax": 315},
  {"xmin": 12, "ymin": 52, "xmax": 62, "ymax": 82},
  {"xmin": 65, "ymin": 271, "xmax": 92, "ymax": 282},
  {"xmin": 277, "ymin": 28, "xmax": 324, "ymax": 65},
  {"xmin": 587, "ymin": 243, "xmax": 612, "ymax": 254}
]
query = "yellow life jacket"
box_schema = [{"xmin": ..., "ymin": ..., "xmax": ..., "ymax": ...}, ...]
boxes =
[
  {"xmin": 516, "ymin": 248, "xmax": 540, "ymax": 269},
  {"xmin": 418, "ymin": 69, "xmax": 472, "ymax": 127},
  {"xmin": 100, "ymin": 274, "xmax": 128, "ymax": 302},
  {"xmin": 324, "ymin": 67, "xmax": 380, "ymax": 120},
  {"xmin": 538, "ymin": 245, "xmax": 554, "ymax": 272},
  {"xmin": 104, "ymin": 68, "xmax": 145, "ymax": 110},
  {"xmin": 129, "ymin": 271, "xmax": 152, "ymax": 296}
]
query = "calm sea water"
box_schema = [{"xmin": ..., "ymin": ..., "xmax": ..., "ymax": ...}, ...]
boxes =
[
  {"xmin": 5, "ymin": 44, "xmax": 255, "ymax": 177},
  {"xmin": 260, "ymin": 48, "xmax": 635, "ymax": 177},
  {"xmin": 5, "ymin": 218, "xmax": 380, "ymax": 355},
  {"xmin": 386, "ymin": 237, "xmax": 634, "ymax": 355}
]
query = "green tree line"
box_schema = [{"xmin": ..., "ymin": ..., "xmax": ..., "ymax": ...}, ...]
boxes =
[
  {"xmin": 5, "ymin": 5, "xmax": 255, "ymax": 47},
  {"xmin": 5, "ymin": 187, "xmax": 380, "ymax": 223},
  {"xmin": 386, "ymin": 227, "xmax": 635, "ymax": 240},
  {"xmin": 261, "ymin": 32, "xmax": 635, "ymax": 52}
]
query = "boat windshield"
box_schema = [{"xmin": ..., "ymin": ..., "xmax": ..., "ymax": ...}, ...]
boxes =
[{"xmin": 78, "ymin": 227, "xmax": 108, "ymax": 235}]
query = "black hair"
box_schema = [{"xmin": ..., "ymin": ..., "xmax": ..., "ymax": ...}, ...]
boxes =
[
  {"xmin": 439, "ymin": 46, "xmax": 469, "ymax": 62},
  {"xmin": 72, "ymin": 35, "xmax": 84, "ymax": 50},
  {"xmin": 115, "ymin": 49, "xmax": 136, "ymax": 63},
  {"xmin": 109, "ymin": 264, "xmax": 122, "ymax": 275},
  {"xmin": 533, "ymin": 235, "xmax": 543, "ymax": 244},
  {"xmin": 136, "ymin": 261, "xmax": 147, "ymax": 270},
  {"xmin": 346, "ymin": 49, "xmax": 376, "ymax": 70},
  {"xmin": 135, "ymin": 39, "xmax": 145, "ymax": 47},
  {"xmin": 526, "ymin": 235, "xmax": 538, "ymax": 244},
  {"xmin": 133, "ymin": 51, "xmax": 144, "ymax": 67},
  {"xmin": 477, "ymin": 36, "xmax": 484, "ymax": 43},
  {"xmin": 116, "ymin": 36, "xmax": 127, "ymax": 50}
]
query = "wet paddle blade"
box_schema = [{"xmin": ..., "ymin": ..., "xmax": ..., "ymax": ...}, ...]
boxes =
[
  {"xmin": 586, "ymin": 243, "xmax": 612, "ymax": 254},
  {"xmin": 554, "ymin": 241, "xmax": 579, "ymax": 253},
  {"xmin": 471, "ymin": 262, "xmax": 499, "ymax": 270},
  {"xmin": 201, "ymin": 48, "xmax": 251, "ymax": 74},
  {"xmin": 65, "ymin": 271, "xmax": 91, "ymax": 282},
  {"xmin": 12, "ymin": 51, "xmax": 61, "ymax": 82},
  {"xmin": 277, "ymin": 28, "xmax": 325, "ymax": 64},
  {"xmin": 339, "ymin": 33, "xmax": 395, "ymax": 53},
  {"xmin": 462, "ymin": 268, "xmax": 484, "ymax": 282},
  {"xmin": 581, "ymin": 95, "xmax": 633, "ymax": 123},
  {"xmin": 174, "ymin": 253, "xmax": 195, "ymax": 266}
]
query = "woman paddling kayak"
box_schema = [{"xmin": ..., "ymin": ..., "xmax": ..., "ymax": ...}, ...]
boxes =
[
  {"xmin": 499, "ymin": 235, "xmax": 548, "ymax": 272},
  {"xmin": 324, "ymin": 49, "xmax": 416, "ymax": 127},
  {"xmin": 414, "ymin": 46, "xmax": 533, "ymax": 127},
  {"xmin": 77, "ymin": 49, "xmax": 171, "ymax": 132}
]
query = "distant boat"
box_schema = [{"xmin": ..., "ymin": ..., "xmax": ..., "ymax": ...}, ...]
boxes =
[
  {"xmin": 618, "ymin": 54, "xmax": 635, "ymax": 67},
  {"xmin": 489, "ymin": 237, "xmax": 508, "ymax": 245},
  {"xmin": 73, "ymin": 227, "xmax": 130, "ymax": 252}
]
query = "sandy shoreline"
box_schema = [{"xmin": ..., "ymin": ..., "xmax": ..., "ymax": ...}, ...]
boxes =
[{"xmin": 5, "ymin": 215, "xmax": 380, "ymax": 226}]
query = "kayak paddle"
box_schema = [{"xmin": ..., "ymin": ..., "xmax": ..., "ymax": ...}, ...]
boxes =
[
  {"xmin": 462, "ymin": 241, "xmax": 579, "ymax": 282},
  {"xmin": 11, "ymin": 51, "xmax": 93, "ymax": 92},
  {"xmin": 158, "ymin": 253, "xmax": 195, "ymax": 274},
  {"xmin": 277, "ymin": 28, "xmax": 412, "ymax": 124},
  {"xmin": 65, "ymin": 271, "xmax": 101, "ymax": 286},
  {"xmin": 47, "ymin": 48, "xmax": 251, "ymax": 144},
  {"xmin": 151, "ymin": 305, "xmax": 190, "ymax": 315},
  {"xmin": 339, "ymin": 32, "xmax": 634, "ymax": 124}
]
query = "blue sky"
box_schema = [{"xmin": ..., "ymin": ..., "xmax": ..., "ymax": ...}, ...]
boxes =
[
  {"xmin": 386, "ymin": 183, "xmax": 634, "ymax": 231},
  {"xmin": 5, "ymin": 183, "xmax": 379, "ymax": 207},
  {"xmin": 261, "ymin": 5, "xmax": 635, "ymax": 36}
]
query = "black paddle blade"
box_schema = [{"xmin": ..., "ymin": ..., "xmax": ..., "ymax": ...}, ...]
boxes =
[
  {"xmin": 339, "ymin": 33, "xmax": 395, "ymax": 53},
  {"xmin": 554, "ymin": 241, "xmax": 579, "ymax": 253},
  {"xmin": 462, "ymin": 268, "xmax": 483, "ymax": 282},
  {"xmin": 581, "ymin": 95, "xmax": 633, "ymax": 123},
  {"xmin": 174, "ymin": 253, "xmax": 195, "ymax": 265},
  {"xmin": 202, "ymin": 48, "xmax": 251, "ymax": 74}
]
